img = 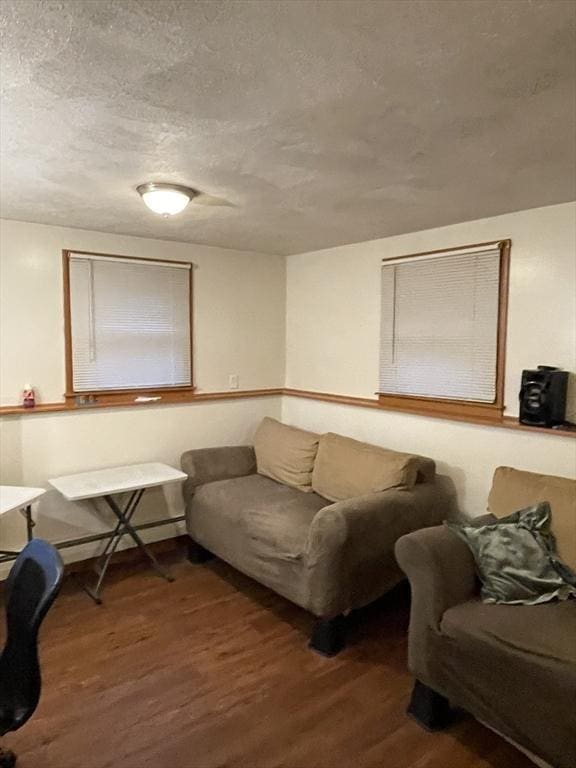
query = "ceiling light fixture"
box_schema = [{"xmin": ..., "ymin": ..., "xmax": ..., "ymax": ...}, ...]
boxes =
[{"xmin": 136, "ymin": 182, "xmax": 198, "ymax": 217}]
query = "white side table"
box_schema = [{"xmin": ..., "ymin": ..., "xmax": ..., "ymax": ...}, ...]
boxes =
[
  {"xmin": 0, "ymin": 486, "xmax": 46, "ymax": 561},
  {"xmin": 49, "ymin": 462, "xmax": 186, "ymax": 603}
]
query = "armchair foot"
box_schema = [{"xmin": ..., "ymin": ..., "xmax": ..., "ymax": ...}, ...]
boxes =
[
  {"xmin": 309, "ymin": 615, "xmax": 347, "ymax": 656},
  {"xmin": 186, "ymin": 539, "xmax": 214, "ymax": 564},
  {"xmin": 408, "ymin": 680, "xmax": 453, "ymax": 731},
  {"xmin": 0, "ymin": 747, "xmax": 16, "ymax": 768}
]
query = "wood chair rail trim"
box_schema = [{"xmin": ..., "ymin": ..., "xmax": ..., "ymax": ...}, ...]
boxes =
[
  {"xmin": 2, "ymin": 386, "xmax": 573, "ymax": 438},
  {"xmin": 282, "ymin": 388, "xmax": 576, "ymax": 437},
  {"xmin": 0, "ymin": 388, "xmax": 284, "ymax": 415}
]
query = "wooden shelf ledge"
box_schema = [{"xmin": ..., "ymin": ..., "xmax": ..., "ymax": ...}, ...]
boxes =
[
  {"xmin": 0, "ymin": 388, "xmax": 284, "ymax": 416},
  {"xmin": 1, "ymin": 386, "xmax": 574, "ymax": 438},
  {"xmin": 282, "ymin": 388, "xmax": 576, "ymax": 438}
]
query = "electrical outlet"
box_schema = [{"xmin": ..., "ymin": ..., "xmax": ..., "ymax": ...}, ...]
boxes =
[{"xmin": 229, "ymin": 374, "xmax": 239, "ymax": 390}]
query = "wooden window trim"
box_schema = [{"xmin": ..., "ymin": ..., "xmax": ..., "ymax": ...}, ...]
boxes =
[
  {"xmin": 378, "ymin": 238, "xmax": 511, "ymax": 420},
  {"xmin": 62, "ymin": 249, "xmax": 194, "ymax": 401}
]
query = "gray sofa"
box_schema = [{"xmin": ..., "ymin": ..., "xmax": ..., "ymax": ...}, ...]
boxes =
[
  {"xmin": 395, "ymin": 467, "xmax": 576, "ymax": 768},
  {"xmin": 181, "ymin": 421, "xmax": 447, "ymax": 654}
]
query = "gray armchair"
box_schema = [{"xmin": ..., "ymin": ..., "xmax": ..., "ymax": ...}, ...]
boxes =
[{"xmin": 395, "ymin": 466, "xmax": 576, "ymax": 768}]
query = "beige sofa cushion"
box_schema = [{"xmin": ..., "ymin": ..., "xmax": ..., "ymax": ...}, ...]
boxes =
[
  {"xmin": 311, "ymin": 432, "xmax": 422, "ymax": 502},
  {"xmin": 488, "ymin": 466, "xmax": 576, "ymax": 571},
  {"xmin": 254, "ymin": 417, "xmax": 320, "ymax": 493}
]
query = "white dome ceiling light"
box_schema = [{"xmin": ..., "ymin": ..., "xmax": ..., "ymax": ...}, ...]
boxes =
[{"xmin": 137, "ymin": 182, "xmax": 199, "ymax": 216}]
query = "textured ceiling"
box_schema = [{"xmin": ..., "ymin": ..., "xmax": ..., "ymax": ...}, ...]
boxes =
[{"xmin": 1, "ymin": 0, "xmax": 575, "ymax": 255}]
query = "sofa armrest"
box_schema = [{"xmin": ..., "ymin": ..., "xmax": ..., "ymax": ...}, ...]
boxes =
[
  {"xmin": 304, "ymin": 483, "xmax": 447, "ymax": 617},
  {"xmin": 395, "ymin": 526, "xmax": 477, "ymax": 630},
  {"xmin": 180, "ymin": 446, "xmax": 256, "ymax": 505},
  {"xmin": 394, "ymin": 525, "xmax": 478, "ymax": 685}
]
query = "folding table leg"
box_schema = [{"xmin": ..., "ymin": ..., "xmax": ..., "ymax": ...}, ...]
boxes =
[
  {"xmin": 76, "ymin": 489, "xmax": 145, "ymax": 604},
  {"xmin": 74, "ymin": 488, "xmax": 176, "ymax": 604},
  {"xmin": 94, "ymin": 489, "xmax": 141, "ymax": 570},
  {"xmin": 1, "ymin": 506, "xmax": 36, "ymax": 564},
  {"xmin": 103, "ymin": 494, "xmax": 175, "ymax": 584},
  {"xmin": 87, "ymin": 489, "xmax": 144, "ymax": 599},
  {"xmin": 19, "ymin": 504, "xmax": 35, "ymax": 542}
]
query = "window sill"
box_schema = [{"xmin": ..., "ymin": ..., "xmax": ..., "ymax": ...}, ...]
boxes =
[
  {"xmin": 376, "ymin": 392, "xmax": 503, "ymax": 423},
  {"xmin": 1, "ymin": 387, "xmax": 574, "ymax": 439},
  {"xmin": 63, "ymin": 386, "xmax": 197, "ymax": 408},
  {"xmin": 0, "ymin": 388, "xmax": 284, "ymax": 416},
  {"xmin": 282, "ymin": 388, "xmax": 576, "ymax": 438}
]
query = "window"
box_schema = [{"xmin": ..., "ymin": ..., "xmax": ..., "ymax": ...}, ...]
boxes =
[
  {"xmin": 63, "ymin": 250, "xmax": 193, "ymax": 401},
  {"xmin": 378, "ymin": 240, "xmax": 510, "ymax": 422}
]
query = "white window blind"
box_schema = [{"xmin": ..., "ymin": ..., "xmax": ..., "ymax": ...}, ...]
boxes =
[
  {"xmin": 69, "ymin": 253, "xmax": 192, "ymax": 392},
  {"xmin": 379, "ymin": 246, "xmax": 501, "ymax": 402}
]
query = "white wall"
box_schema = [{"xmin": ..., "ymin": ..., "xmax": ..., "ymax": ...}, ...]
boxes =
[
  {"xmin": 0, "ymin": 397, "xmax": 282, "ymax": 573},
  {"xmin": 2, "ymin": 204, "xmax": 575, "ymax": 573},
  {"xmin": 1, "ymin": 220, "xmax": 286, "ymax": 404},
  {"xmin": 284, "ymin": 202, "xmax": 576, "ymax": 517},
  {"xmin": 0, "ymin": 220, "xmax": 285, "ymax": 571}
]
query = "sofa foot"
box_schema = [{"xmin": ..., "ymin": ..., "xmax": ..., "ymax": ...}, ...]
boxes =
[
  {"xmin": 186, "ymin": 539, "xmax": 214, "ymax": 564},
  {"xmin": 407, "ymin": 680, "xmax": 453, "ymax": 731},
  {"xmin": 0, "ymin": 747, "xmax": 16, "ymax": 768},
  {"xmin": 309, "ymin": 615, "xmax": 347, "ymax": 656}
]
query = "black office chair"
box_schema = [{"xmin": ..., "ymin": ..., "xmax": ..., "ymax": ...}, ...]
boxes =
[{"xmin": 0, "ymin": 540, "xmax": 64, "ymax": 767}]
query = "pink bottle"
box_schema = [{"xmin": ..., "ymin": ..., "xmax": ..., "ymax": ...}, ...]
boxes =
[{"xmin": 22, "ymin": 384, "xmax": 35, "ymax": 408}]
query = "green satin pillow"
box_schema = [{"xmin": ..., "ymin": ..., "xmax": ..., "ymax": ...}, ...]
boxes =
[{"xmin": 447, "ymin": 503, "xmax": 576, "ymax": 605}]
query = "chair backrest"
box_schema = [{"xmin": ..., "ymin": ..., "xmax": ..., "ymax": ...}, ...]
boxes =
[
  {"xmin": 487, "ymin": 466, "xmax": 576, "ymax": 572},
  {"xmin": 0, "ymin": 540, "xmax": 64, "ymax": 736}
]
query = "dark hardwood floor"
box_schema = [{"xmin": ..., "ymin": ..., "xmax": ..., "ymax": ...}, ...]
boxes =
[{"xmin": 1, "ymin": 547, "xmax": 534, "ymax": 768}]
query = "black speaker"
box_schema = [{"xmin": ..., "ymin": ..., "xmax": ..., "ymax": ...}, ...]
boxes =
[{"xmin": 519, "ymin": 366, "xmax": 568, "ymax": 427}]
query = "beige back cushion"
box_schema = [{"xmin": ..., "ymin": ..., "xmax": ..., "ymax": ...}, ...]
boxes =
[
  {"xmin": 488, "ymin": 466, "xmax": 576, "ymax": 571},
  {"xmin": 311, "ymin": 432, "xmax": 426, "ymax": 503},
  {"xmin": 254, "ymin": 417, "xmax": 320, "ymax": 492}
]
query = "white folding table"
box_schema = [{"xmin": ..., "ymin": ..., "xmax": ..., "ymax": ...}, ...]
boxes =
[
  {"xmin": 0, "ymin": 485, "xmax": 46, "ymax": 562},
  {"xmin": 49, "ymin": 462, "xmax": 186, "ymax": 603}
]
